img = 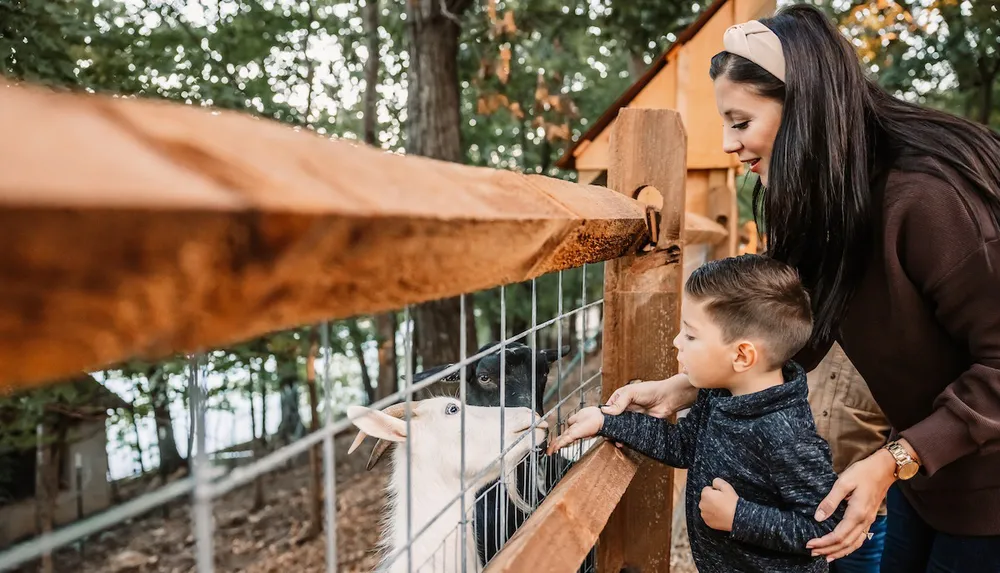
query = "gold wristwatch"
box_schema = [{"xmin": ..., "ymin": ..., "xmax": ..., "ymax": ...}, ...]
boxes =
[{"xmin": 884, "ymin": 441, "xmax": 919, "ymax": 480}]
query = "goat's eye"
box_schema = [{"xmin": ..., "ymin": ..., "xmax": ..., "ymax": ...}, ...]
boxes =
[
  {"xmin": 445, "ymin": 403, "xmax": 460, "ymax": 415},
  {"xmin": 478, "ymin": 375, "xmax": 490, "ymax": 383}
]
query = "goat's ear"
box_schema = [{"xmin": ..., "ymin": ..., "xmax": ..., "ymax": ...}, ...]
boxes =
[
  {"xmin": 541, "ymin": 345, "xmax": 572, "ymax": 364},
  {"xmin": 415, "ymin": 363, "xmax": 466, "ymax": 384},
  {"xmin": 347, "ymin": 406, "xmax": 407, "ymax": 443}
]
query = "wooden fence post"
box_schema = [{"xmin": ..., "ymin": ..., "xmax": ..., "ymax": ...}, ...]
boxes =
[
  {"xmin": 599, "ymin": 108, "xmax": 687, "ymax": 573},
  {"xmin": 707, "ymin": 168, "xmax": 738, "ymax": 260}
]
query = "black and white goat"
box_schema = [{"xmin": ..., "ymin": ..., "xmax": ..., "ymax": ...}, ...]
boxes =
[
  {"xmin": 353, "ymin": 342, "xmax": 591, "ymax": 567},
  {"xmin": 347, "ymin": 397, "xmax": 547, "ymax": 572}
]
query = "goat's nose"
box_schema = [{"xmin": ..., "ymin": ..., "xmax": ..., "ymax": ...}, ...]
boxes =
[{"xmin": 535, "ymin": 419, "xmax": 549, "ymax": 430}]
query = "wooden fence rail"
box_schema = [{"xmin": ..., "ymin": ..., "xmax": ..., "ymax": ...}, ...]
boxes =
[
  {"xmin": 0, "ymin": 85, "xmax": 718, "ymax": 392},
  {"xmin": 2, "ymin": 85, "xmax": 695, "ymax": 572}
]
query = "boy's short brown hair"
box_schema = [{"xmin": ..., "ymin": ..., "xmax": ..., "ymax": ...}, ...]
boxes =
[{"xmin": 685, "ymin": 254, "xmax": 813, "ymax": 369}]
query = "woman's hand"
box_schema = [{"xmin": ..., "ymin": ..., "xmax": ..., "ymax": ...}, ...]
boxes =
[
  {"xmin": 600, "ymin": 372, "xmax": 697, "ymax": 419},
  {"xmin": 806, "ymin": 447, "xmax": 899, "ymax": 561}
]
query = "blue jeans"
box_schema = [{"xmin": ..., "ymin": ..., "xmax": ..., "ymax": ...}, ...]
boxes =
[
  {"xmin": 831, "ymin": 514, "xmax": 887, "ymax": 573},
  {"xmin": 881, "ymin": 484, "xmax": 1000, "ymax": 572}
]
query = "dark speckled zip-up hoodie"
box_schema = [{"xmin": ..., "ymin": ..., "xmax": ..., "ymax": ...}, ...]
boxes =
[{"xmin": 599, "ymin": 362, "xmax": 846, "ymax": 573}]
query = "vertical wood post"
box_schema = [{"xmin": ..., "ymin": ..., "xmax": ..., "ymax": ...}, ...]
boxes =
[
  {"xmin": 708, "ymin": 168, "xmax": 738, "ymax": 260},
  {"xmin": 599, "ymin": 108, "xmax": 687, "ymax": 573}
]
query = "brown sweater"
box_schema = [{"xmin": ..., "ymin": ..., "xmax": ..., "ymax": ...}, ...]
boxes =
[{"xmin": 796, "ymin": 164, "xmax": 1000, "ymax": 536}]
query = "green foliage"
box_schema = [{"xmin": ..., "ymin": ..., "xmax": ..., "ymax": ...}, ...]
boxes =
[
  {"xmin": 458, "ymin": 0, "xmax": 712, "ymax": 177},
  {"xmin": 6, "ymin": 0, "xmax": 887, "ymax": 477},
  {"xmin": 811, "ymin": 0, "xmax": 1000, "ymax": 127},
  {"xmin": 0, "ymin": 0, "xmax": 87, "ymax": 87},
  {"xmin": 0, "ymin": 373, "xmax": 117, "ymax": 452}
]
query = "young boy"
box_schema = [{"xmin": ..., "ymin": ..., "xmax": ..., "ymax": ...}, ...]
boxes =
[{"xmin": 548, "ymin": 254, "xmax": 846, "ymax": 572}]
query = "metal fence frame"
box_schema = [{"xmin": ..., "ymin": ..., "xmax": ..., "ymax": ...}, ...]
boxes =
[{"xmin": 0, "ymin": 268, "xmax": 605, "ymax": 573}]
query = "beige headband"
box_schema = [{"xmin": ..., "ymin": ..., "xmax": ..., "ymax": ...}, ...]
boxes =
[{"xmin": 722, "ymin": 20, "xmax": 785, "ymax": 83}]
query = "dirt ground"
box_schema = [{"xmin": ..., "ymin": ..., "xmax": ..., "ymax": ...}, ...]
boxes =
[
  {"xmin": 10, "ymin": 354, "xmax": 696, "ymax": 573},
  {"xmin": 12, "ymin": 429, "xmax": 696, "ymax": 573}
]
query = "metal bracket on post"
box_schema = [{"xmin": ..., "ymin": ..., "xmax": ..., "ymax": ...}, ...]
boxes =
[{"xmin": 640, "ymin": 205, "xmax": 661, "ymax": 253}]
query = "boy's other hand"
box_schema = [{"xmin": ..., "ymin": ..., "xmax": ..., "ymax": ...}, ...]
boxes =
[
  {"xmin": 699, "ymin": 478, "xmax": 739, "ymax": 532},
  {"xmin": 546, "ymin": 406, "xmax": 604, "ymax": 455}
]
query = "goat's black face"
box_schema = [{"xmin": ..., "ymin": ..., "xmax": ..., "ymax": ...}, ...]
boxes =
[
  {"xmin": 409, "ymin": 342, "xmax": 570, "ymax": 414},
  {"xmin": 468, "ymin": 342, "xmax": 570, "ymax": 414}
]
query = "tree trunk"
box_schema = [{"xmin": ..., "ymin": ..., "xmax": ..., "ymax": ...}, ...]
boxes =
[
  {"xmin": 249, "ymin": 367, "xmax": 258, "ymax": 442},
  {"xmin": 130, "ymin": 401, "xmax": 146, "ymax": 474},
  {"xmin": 34, "ymin": 425, "xmax": 48, "ymax": 573},
  {"xmin": 538, "ymin": 135, "xmax": 552, "ymax": 175},
  {"xmin": 364, "ymin": 0, "xmax": 381, "ymax": 147},
  {"xmin": 627, "ymin": 50, "xmax": 647, "ymax": 79},
  {"xmin": 406, "ymin": 0, "xmax": 475, "ymax": 373},
  {"xmin": 259, "ymin": 356, "xmax": 269, "ymax": 446},
  {"xmin": 35, "ymin": 423, "xmax": 66, "ymax": 573},
  {"xmin": 350, "ymin": 324, "xmax": 376, "ymax": 405},
  {"xmin": 186, "ymin": 390, "xmax": 196, "ymax": 465},
  {"xmin": 480, "ymin": 289, "xmax": 503, "ymax": 344},
  {"xmin": 375, "ymin": 312, "xmax": 398, "ymax": 402},
  {"xmin": 301, "ymin": 2, "xmax": 316, "ymax": 126},
  {"xmin": 275, "ymin": 339, "xmax": 305, "ymax": 446},
  {"xmin": 964, "ymin": 90, "xmax": 976, "ymax": 119},
  {"xmin": 364, "ymin": 0, "xmax": 398, "ymax": 405},
  {"xmin": 276, "ymin": 368, "xmax": 304, "ymax": 444},
  {"xmin": 252, "ymin": 357, "xmax": 266, "ymax": 512},
  {"xmin": 979, "ymin": 72, "xmax": 995, "ymax": 125},
  {"xmin": 413, "ymin": 301, "xmax": 461, "ymax": 399},
  {"xmin": 149, "ymin": 367, "xmax": 183, "ymax": 476},
  {"xmin": 465, "ymin": 298, "xmax": 478, "ymax": 355},
  {"xmin": 304, "ymin": 332, "xmax": 323, "ymax": 541},
  {"xmin": 506, "ymin": 282, "xmax": 533, "ymax": 339}
]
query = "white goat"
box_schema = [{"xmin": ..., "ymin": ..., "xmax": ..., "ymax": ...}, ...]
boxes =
[{"xmin": 348, "ymin": 397, "xmax": 547, "ymax": 573}]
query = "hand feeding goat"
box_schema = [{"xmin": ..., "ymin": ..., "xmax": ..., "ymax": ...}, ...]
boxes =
[{"xmin": 347, "ymin": 397, "xmax": 547, "ymax": 572}]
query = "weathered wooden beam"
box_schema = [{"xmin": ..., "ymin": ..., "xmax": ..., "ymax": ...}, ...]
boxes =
[
  {"xmin": 483, "ymin": 441, "xmax": 639, "ymax": 573},
  {"xmin": 707, "ymin": 168, "xmax": 738, "ymax": 259},
  {"xmin": 0, "ymin": 84, "xmax": 653, "ymax": 389},
  {"xmin": 599, "ymin": 108, "xmax": 686, "ymax": 572},
  {"xmin": 685, "ymin": 210, "xmax": 729, "ymax": 247}
]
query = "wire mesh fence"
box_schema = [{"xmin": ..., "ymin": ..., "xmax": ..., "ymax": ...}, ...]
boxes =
[{"xmin": 0, "ymin": 265, "xmax": 607, "ymax": 573}]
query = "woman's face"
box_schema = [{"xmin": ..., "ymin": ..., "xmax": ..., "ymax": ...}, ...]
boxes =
[{"xmin": 714, "ymin": 75, "xmax": 783, "ymax": 186}]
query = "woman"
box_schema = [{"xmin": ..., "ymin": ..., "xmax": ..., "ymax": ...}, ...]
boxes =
[{"xmin": 602, "ymin": 5, "xmax": 1000, "ymax": 572}]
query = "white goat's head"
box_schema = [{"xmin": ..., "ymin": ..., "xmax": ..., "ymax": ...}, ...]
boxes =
[{"xmin": 347, "ymin": 397, "xmax": 548, "ymax": 484}]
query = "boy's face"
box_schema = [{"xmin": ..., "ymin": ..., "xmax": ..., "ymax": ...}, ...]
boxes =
[{"xmin": 673, "ymin": 297, "xmax": 738, "ymax": 389}]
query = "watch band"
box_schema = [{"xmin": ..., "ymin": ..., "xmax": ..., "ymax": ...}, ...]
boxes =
[{"xmin": 885, "ymin": 441, "xmax": 918, "ymax": 479}]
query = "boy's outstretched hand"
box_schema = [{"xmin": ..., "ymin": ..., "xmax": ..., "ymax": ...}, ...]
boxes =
[
  {"xmin": 700, "ymin": 478, "xmax": 739, "ymax": 532},
  {"xmin": 546, "ymin": 406, "xmax": 604, "ymax": 455}
]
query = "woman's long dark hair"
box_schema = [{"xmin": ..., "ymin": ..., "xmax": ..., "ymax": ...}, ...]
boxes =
[{"xmin": 709, "ymin": 4, "xmax": 1000, "ymax": 349}]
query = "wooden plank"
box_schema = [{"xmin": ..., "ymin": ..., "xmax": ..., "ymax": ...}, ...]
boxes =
[
  {"xmin": 0, "ymin": 84, "xmax": 652, "ymax": 390},
  {"xmin": 707, "ymin": 168, "xmax": 738, "ymax": 259},
  {"xmin": 573, "ymin": 132, "xmax": 611, "ymax": 171},
  {"xmin": 686, "ymin": 210, "xmax": 729, "ymax": 246},
  {"xmin": 599, "ymin": 108, "xmax": 686, "ymax": 572},
  {"xmin": 743, "ymin": 220, "xmax": 760, "ymax": 255},
  {"xmin": 630, "ymin": 52, "xmax": 679, "ymax": 111},
  {"xmin": 483, "ymin": 442, "xmax": 639, "ymax": 573}
]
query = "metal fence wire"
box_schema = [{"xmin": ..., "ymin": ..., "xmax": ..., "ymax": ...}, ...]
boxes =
[{"xmin": 0, "ymin": 266, "xmax": 606, "ymax": 573}]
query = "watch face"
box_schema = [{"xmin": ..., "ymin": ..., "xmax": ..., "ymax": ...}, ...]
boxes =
[{"xmin": 898, "ymin": 462, "xmax": 919, "ymax": 480}]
